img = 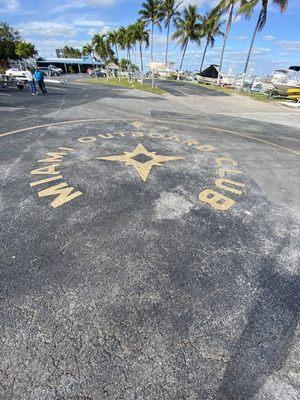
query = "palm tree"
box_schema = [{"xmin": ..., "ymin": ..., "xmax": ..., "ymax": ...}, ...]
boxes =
[
  {"xmin": 132, "ymin": 20, "xmax": 150, "ymax": 83},
  {"xmin": 82, "ymin": 43, "xmax": 94, "ymax": 58},
  {"xmin": 117, "ymin": 25, "xmax": 136, "ymax": 81},
  {"xmin": 107, "ymin": 30, "xmax": 119, "ymax": 61},
  {"xmin": 162, "ymin": 0, "xmax": 182, "ymax": 66},
  {"xmin": 216, "ymin": 0, "xmax": 240, "ymax": 83},
  {"xmin": 125, "ymin": 24, "xmax": 136, "ymax": 80},
  {"xmin": 239, "ymin": 0, "xmax": 288, "ymax": 84},
  {"xmin": 92, "ymin": 33, "xmax": 106, "ymax": 61},
  {"xmin": 139, "ymin": 0, "xmax": 164, "ymax": 87},
  {"xmin": 200, "ymin": 9, "xmax": 224, "ymax": 72},
  {"xmin": 92, "ymin": 33, "xmax": 115, "ymax": 63},
  {"xmin": 172, "ymin": 4, "xmax": 202, "ymax": 80},
  {"xmin": 139, "ymin": 0, "xmax": 163, "ymax": 61}
]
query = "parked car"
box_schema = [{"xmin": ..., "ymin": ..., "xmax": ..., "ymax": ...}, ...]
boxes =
[
  {"xmin": 48, "ymin": 65, "xmax": 63, "ymax": 75},
  {"xmin": 6, "ymin": 68, "xmax": 26, "ymax": 78},
  {"xmin": 36, "ymin": 67, "xmax": 61, "ymax": 77},
  {"xmin": 35, "ymin": 67, "xmax": 51, "ymax": 77},
  {"xmin": 87, "ymin": 68, "xmax": 107, "ymax": 78}
]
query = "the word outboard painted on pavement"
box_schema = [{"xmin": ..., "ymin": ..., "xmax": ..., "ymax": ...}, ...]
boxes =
[{"xmin": 29, "ymin": 121, "xmax": 246, "ymax": 211}]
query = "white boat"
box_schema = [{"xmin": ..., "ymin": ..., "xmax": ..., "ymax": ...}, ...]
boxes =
[
  {"xmin": 5, "ymin": 68, "xmax": 27, "ymax": 79},
  {"xmin": 148, "ymin": 62, "xmax": 181, "ymax": 79},
  {"xmin": 271, "ymin": 66, "xmax": 300, "ymax": 96}
]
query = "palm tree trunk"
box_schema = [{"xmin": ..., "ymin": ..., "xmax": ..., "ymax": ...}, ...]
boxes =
[
  {"xmin": 151, "ymin": 22, "xmax": 154, "ymax": 62},
  {"xmin": 151, "ymin": 21, "xmax": 155, "ymax": 88},
  {"xmin": 127, "ymin": 48, "xmax": 130, "ymax": 82},
  {"xmin": 165, "ymin": 21, "xmax": 170, "ymax": 66},
  {"xmin": 200, "ymin": 37, "xmax": 209, "ymax": 72},
  {"xmin": 128, "ymin": 48, "xmax": 132, "ymax": 82},
  {"xmin": 177, "ymin": 41, "xmax": 188, "ymax": 81},
  {"xmin": 139, "ymin": 42, "xmax": 144, "ymax": 84},
  {"xmin": 241, "ymin": 8, "xmax": 263, "ymax": 87},
  {"xmin": 218, "ymin": 2, "xmax": 234, "ymax": 84}
]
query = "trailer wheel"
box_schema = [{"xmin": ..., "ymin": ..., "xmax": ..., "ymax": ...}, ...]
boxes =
[{"xmin": 17, "ymin": 84, "xmax": 24, "ymax": 89}]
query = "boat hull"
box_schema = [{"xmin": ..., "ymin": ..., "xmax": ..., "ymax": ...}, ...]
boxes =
[{"xmin": 273, "ymin": 83, "xmax": 300, "ymax": 96}]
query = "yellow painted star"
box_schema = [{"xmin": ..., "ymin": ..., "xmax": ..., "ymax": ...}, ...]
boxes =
[{"xmin": 97, "ymin": 143, "xmax": 184, "ymax": 182}]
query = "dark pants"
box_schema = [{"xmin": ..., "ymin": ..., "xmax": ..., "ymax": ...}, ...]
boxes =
[
  {"xmin": 29, "ymin": 81, "xmax": 36, "ymax": 94},
  {"xmin": 37, "ymin": 80, "xmax": 47, "ymax": 94}
]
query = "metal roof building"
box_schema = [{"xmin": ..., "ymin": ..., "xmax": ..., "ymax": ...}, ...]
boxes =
[{"xmin": 36, "ymin": 56, "xmax": 105, "ymax": 73}]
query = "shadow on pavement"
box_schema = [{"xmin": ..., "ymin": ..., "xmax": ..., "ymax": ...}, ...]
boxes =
[{"xmin": 218, "ymin": 264, "xmax": 300, "ymax": 399}]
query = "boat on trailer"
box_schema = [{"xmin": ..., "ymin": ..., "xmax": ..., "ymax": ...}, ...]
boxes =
[
  {"xmin": 271, "ymin": 66, "xmax": 300, "ymax": 96},
  {"xmin": 148, "ymin": 62, "xmax": 180, "ymax": 79}
]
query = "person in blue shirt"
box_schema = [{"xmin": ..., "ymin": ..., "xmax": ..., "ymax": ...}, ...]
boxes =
[{"xmin": 34, "ymin": 68, "xmax": 47, "ymax": 94}]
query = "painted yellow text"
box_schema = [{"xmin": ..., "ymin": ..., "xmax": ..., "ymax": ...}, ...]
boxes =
[{"xmin": 29, "ymin": 147, "xmax": 82, "ymax": 209}]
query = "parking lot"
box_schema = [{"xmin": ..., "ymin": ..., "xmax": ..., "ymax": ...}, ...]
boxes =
[{"xmin": 0, "ymin": 80, "xmax": 299, "ymax": 399}]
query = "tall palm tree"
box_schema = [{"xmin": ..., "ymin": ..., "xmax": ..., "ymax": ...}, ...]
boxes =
[
  {"xmin": 132, "ymin": 20, "xmax": 150, "ymax": 83},
  {"xmin": 92, "ymin": 33, "xmax": 106, "ymax": 61},
  {"xmin": 92, "ymin": 33, "xmax": 115, "ymax": 63},
  {"xmin": 162, "ymin": 0, "xmax": 182, "ymax": 66},
  {"xmin": 125, "ymin": 24, "xmax": 136, "ymax": 79},
  {"xmin": 107, "ymin": 30, "xmax": 119, "ymax": 61},
  {"xmin": 139, "ymin": 0, "xmax": 163, "ymax": 61},
  {"xmin": 82, "ymin": 43, "xmax": 94, "ymax": 58},
  {"xmin": 239, "ymin": 0, "xmax": 288, "ymax": 83},
  {"xmin": 117, "ymin": 25, "xmax": 136, "ymax": 81},
  {"xmin": 172, "ymin": 4, "xmax": 202, "ymax": 80},
  {"xmin": 216, "ymin": 0, "xmax": 240, "ymax": 83},
  {"xmin": 200, "ymin": 9, "xmax": 224, "ymax": 72}
]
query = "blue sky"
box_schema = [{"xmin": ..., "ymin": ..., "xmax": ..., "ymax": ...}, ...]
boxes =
[{"xmin": 0, "ymin": 0, "xmax": 299, "ymax": 75}]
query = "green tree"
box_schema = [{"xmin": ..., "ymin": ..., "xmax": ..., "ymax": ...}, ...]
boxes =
[
  {"xmin": 107, "ymin": 30, "xmax": 120, "ymax": 61},
  {"xmin": 216, "ymin": 0, "xmax": 240, "ymax": 83},
  {"xmin": 172, "ymin": 4, "xmax": 202, "ymax": 80},
  {"xmin": 132, "ymin": 20, "xmax": 150, "ymax": 83},
  {"xmin": 92, "ymin": 34, "xmax": 115, "ymax": 63},
  {"xmin": 139, "ymin": 0, "xmax": 163, "ymax": 62},
  {"xmin": 0, "ymin": 22, "xmax": 36, "ymax": 62},
  {"xmin": 239, "ymin": 0, "xmax": 288, "ymax": 82},
  {"xmin": 116, "ymin": 26, "xmax": 129, "ymax": 77},
  {"xmin": 162, "ymin": 0, "xmax": 182, "ymax": 65},
  {"xmin": 116, "ymin": 25, "xmax": 137, "ymax": 81},
  {"xmin": 199, "ymin": 9, "xmax": 223, "ymax": 72},
  {"xmin": 119, "ymin": 58, "xmax": 139, "ymax": 72},
  {"xmin": 60, "ymin": 45, "xmax": 82, "ymax": 58},
  {"xmin": 82, "ymin": 43, "xmax": 94, "ymax": 58},
  {"xmin": 15, "ymin": 41, "xmax": 37, "ymax": 59}
]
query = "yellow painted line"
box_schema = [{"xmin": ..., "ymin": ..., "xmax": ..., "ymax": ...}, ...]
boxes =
[
  {"xmin": 0, "ymin": 118, "xmax": 122, "ymax": 139},
  {"xmin": 197, "ymin": 124, "xmax": 300, "ymax": 157},
  {"xmin": 0, "ymin": 117, "xmax": 299, "ymax": 157}
]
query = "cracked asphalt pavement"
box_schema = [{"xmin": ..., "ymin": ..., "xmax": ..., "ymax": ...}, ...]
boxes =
[{"xmin": 0, "ymin": 79, "xmax": 300, "ymax": 400}]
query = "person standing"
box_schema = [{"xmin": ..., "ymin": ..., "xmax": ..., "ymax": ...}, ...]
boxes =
[
  {"xmin": 25, "ymin": 68, "xmax": 37, "ymax": 95},
  {"xmin": 34, "ymin": 68, "xmax": 47, "ymax": 94}
]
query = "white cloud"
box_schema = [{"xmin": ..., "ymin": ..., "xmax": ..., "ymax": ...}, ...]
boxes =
[
  {"xmin": 32, "ymin": 38, "xmax": 86, "ymax": 57},
  {"xmin": 274, "ymin": 40, "xmax": 300, "ymax": 51},
  {"xmin": 236, "ymin": 35, "xmax": 247, "ymax": 40},
  {"xmin": 0, "ymin": 0, "xmax": 20, "ymax": 12},
  {"xmin": 85, "ymin": 0, "xmax": 115, "ymax": 4},
  {"xmin": 73, "ymin": 18, "xmax": 108, "ymax": 26},
  {"xmin": 86, "ymin": 25, "xmax": 111, "ymax": 36},
  {"xmin": 264, "ymin": 35, "xmax": 275, "ymax": 41},
  {"xmin": 18, "ymin": 21, "xmax": 77, "ymax": 37},
  {"xmin": 179, "ymin": 0, "xmax": 219, "ymax": 9},
  {"xmin": 52, "ymin": 0, "xmax": 116, "ymax": 13}
]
